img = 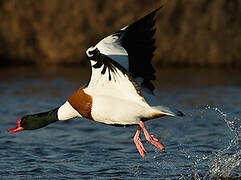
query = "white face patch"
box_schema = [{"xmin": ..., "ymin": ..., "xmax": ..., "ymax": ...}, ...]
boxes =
[{"xmin": 57, "ymin": 101, "xmax": 82, "ymax": 121}]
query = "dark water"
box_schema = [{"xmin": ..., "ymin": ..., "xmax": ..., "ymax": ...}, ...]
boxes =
[{"xmin": 0, "ymin": 67, "xmax": 241, "ymax": 179}]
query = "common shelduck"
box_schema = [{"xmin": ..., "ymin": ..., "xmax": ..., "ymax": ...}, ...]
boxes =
[{"xmin": 8, "ymin": 7, "xmax": 183, "ymax": 158}]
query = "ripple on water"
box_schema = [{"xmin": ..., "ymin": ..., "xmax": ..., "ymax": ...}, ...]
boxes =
[{"xmin": 0, "ymin": 73, "xmax": 241, "ymax": 179}]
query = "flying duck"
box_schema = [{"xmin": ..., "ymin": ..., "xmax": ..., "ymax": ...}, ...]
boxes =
[{"xmin": 8, "ymin": 7, "xmax": 183, "ymax": 158}]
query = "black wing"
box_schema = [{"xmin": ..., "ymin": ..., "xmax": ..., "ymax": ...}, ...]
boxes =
[{"xmin": 114, "ymin": 7, "xmax": 162, "ymax": 92}]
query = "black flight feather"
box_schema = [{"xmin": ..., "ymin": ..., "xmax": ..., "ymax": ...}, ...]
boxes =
[{"xmin": 114, "ymin": 7, "xmax": 162, "ymax": 92}]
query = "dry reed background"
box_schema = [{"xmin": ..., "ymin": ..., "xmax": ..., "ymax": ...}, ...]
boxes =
[{"xmin": 0, "ymin": 0, "xmax": 240, "ymax": 66}]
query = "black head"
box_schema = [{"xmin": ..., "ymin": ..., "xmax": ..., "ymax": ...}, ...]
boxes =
[{"xmin": 8, "ymin": 108, "xmax": 59, "ymax": 133}]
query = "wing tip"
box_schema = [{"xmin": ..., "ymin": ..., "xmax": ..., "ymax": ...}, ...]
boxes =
[{"xmin": 149, "ymin": 5, "xmax": 164, "ymax": 18}]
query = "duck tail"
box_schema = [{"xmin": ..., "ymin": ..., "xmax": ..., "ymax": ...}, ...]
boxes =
[{"xmin": 152, "ymin": 105, "xmax": 184, "ymax": 117}]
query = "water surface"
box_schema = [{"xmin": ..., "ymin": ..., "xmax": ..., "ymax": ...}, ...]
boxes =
[{"xmin": 0, "ymin": 67, "xmax": 240, "ymax": 179}]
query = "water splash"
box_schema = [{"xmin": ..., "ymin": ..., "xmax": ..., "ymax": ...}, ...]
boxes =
[
  {"xmin": 191, "ymin": 106, "xmax": 241, "ymax": 179},
  {"xmin": 208, "ymin": 107, "xmax": 241, "ymax": 178},
  {"xmin": 209, "ymin": 150, "xmax": 241, "ymax": 178}
]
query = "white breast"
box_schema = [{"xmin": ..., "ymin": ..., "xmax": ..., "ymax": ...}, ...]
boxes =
[{"xmin": 57, "ymin": 101, "xmax": 81, "ymax": 120}]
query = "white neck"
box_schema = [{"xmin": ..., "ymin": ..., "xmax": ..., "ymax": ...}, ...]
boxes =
[{"xmin": 57, "ymin": 101, "xmax": 82, "ymax": 121}]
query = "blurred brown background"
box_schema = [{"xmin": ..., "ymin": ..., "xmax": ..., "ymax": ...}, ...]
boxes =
[{"xmin": 0, "ymin": 0, "xmax": 240, "ymax": 67}]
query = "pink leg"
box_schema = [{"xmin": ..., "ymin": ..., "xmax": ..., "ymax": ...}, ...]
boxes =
[
  {"xmin": 139, "ymin": 121, "xmax": 165, "ymax": 152},
  {"xmin": 134, "ymin": 126, "xmax": 146, "ymax": 158}
]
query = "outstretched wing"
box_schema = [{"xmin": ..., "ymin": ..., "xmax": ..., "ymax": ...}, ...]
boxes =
[
  {"xmin": 95, "ymin": 7, "xmax": 162, "ymax": 93},
  {"xmin": 85, "ymin": 47, "xmax": 145, "ymax": 102}
]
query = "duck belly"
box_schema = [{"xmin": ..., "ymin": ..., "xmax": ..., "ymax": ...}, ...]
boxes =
[{"xmin": 91, "ymin": 95, "xmax": 153, "ymax": 125}]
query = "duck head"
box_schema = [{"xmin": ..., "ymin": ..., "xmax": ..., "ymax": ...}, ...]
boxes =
[{"xmin": 8, "ymin": 108, "xmax": 59, "ymax": 133}]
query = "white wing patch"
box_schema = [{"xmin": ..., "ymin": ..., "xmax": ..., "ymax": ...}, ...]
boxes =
[
  {"xmin": 95, "ymin": 34, "xmax": 129, "ymax": 71},
  {"xmin": 85, "ymin": 47, "xmax": 144, "ymax": 103}
]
